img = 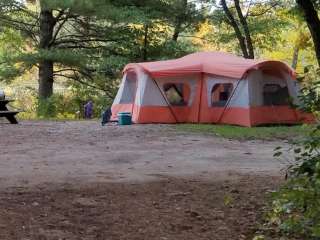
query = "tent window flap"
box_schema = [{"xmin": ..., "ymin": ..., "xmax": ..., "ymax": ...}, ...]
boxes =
[
  {"xmin": 163, "ymin": 83, "xmax": 190, "ymax": 106},
  {"xmin": 263, "ymin": 84, "xmax": 290, "ymax": 106},
  {"xmin": 211, "ymin": 83, "xmax": 233, "ymax": 107},
  {"xmin": 119, "ymin": 72, "xmax": 137, "ymax": 104}
]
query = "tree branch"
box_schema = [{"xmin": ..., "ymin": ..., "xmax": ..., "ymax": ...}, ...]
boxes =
[
  {"xmin": 247, "ymin": 2, "xmax": 279, "ymax": 18},
  {"xmin": 234, "ymin": 0, "xmax": 254, "ymax": 58},
  {"xmin": 220, "ymin": 0, "xmax": 249, "ymax": 58},
  {"xmin": 53, "ymin": 72, "xmax": 114, "ymax": 99}
]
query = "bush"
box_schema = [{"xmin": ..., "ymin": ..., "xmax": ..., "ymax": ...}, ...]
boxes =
[
  {"xmin": 37, "ymin": 96, "xmax": 58, "ymax": 118},
  {"xmin": 262, "ymin": 69, "xmax": 320, "ymax": 240},
  {"xmin": 6, "ymin": 84, "xmax": 114, "ymax": 120},
  {"xmin": 36, "ymin": 92, "xmax": 112, "ymax": 119}
]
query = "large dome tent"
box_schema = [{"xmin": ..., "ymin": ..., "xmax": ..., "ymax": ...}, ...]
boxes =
[{"xmin": 111, "ymin": 51, "xmax": 313, "ymax": 127}]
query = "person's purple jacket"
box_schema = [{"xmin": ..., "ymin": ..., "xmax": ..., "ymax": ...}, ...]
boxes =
[{"xmin": 84, "ymin": 101, "xmax": 93, "ymax": 118}]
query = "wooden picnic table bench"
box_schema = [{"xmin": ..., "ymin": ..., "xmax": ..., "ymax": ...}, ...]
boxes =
[{"xmin": 0, "ymin": 99, "xmax": 21, "ymax": 124}]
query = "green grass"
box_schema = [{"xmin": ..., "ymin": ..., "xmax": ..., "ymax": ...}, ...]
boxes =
[{"xmin": 176, "ymin": 124, "xmax": 312, "ymax": 141}]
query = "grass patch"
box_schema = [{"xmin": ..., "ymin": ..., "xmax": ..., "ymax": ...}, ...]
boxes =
[{"xmin": 176, "ymin": 124, "xmax": 311, "ymax": 141}]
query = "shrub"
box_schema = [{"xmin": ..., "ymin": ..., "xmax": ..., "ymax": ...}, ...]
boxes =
[{"xmin": 264, "ymin": 68, "xmax": 320, "ymax": 240}]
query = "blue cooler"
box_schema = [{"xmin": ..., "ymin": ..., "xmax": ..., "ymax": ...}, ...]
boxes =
[{"xmin": 117, "ymin": 112, "xmax": 132, "ymax": 125}]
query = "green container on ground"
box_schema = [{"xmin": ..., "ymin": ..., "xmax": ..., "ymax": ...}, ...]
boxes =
[{"xmin": 117, "ymin": 112, "xmax": 132, "ymax": 125}]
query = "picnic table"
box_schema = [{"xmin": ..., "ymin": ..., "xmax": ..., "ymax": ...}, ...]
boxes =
[{"xmin": 0, "ymin": 99, "xmax": 20, "ymax": 124}]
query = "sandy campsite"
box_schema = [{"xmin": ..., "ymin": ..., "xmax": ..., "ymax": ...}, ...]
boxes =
[{"xmin": 0, "ymin": 121, "xmax": 287, "ymax": 239}]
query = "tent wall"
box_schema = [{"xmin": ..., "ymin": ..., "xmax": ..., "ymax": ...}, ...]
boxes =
[
  {"xmin": 198, "ymin": 74, "xmax": 252, "ymax": 126},
  {"xmin": 245, "ymin": 70, "xmax": 302, "ymax": 126},
  {"xmin": 198, "ymin": 70, "xmax": 312, "ymax": 126},
  {"xmin": 133, "ymin": 70, "xmax": 177, "ymax": 123},
  {"xmin": 111, "ymin": 73, "xmax": 132, "ymax": 120},
  {"xmin": 248, "ymin": 69, "xmax": 291, "ymax": 106},
  {"xmin": 112, "ymin": 68, "xmax": 202, "ymax": 123},
  {"xmin": 112, "ymin": 69, "xmax": 139, "ymax": 121},
  {"xmin": 135, "ymin": 74, "xmax": 201, "ymax": 123}
]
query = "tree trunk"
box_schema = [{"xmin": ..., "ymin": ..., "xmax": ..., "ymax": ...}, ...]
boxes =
[
  {"xmin": 39, "ymin": 60, "xmax": 54, "ymax": 98},
  {"xmin": 172, "ymin": 23, "xmax": 182, "ymax": 42},
  {"xmin": 234, "ymin": 0, "xmax": 254, "ymax": 59},
  {"xmin": 142, "ymin": 24, "xmax": 149, "ymax": 61},
  {"xmin": 296, "ymin": 0, "xmax": 320, "ymax": 66},
  {"xmin": 172, "ymin": 0, "xmax": 188, "ymax": 42},
  {"xmin": 220, "ymin": 0, "xmax": 249, "ymax": 58},
  {"xmin": 292, "ymin": 46, "xmax": 300, "ymax": 70},
  {"xmin": 38, "ymin": 5, "xmax": 55, "ymax": 98}
]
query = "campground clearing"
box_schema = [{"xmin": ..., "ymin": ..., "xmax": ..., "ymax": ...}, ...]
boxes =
[{"xmin": 0, "ymin": 121, "xmax": 293, "ymax": 239}]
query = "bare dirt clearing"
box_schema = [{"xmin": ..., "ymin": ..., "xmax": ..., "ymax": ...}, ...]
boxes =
[
  {"xmin": 0, "ymin": 121, "xmax": 287, "ymax": 187},
  {"xmin": 0, "ymin": 121, "xmax": 288, "ymax": 239}
]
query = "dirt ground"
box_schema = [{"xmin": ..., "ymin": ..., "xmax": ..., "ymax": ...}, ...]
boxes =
[{"xmin": 0, "ymin": 121, "xmax": 288, "ymax": 240}]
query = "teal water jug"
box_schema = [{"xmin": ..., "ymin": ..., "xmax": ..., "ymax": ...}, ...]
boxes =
[{"xmin": 117, "ymin": 112, "xmax": 132, "ymax": 125}]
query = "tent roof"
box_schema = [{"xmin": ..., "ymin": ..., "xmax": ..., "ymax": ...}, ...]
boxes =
[{"xmin": 124, "ymin": 51, "xmax": 295, "ymax": 79}]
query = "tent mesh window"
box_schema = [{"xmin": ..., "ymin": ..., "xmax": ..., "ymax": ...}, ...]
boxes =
[
  {"xmin": 263, "ymin": 84, "xmax": 290, "ymax": 106},
  {"xmin": 119, "ymin": 72, "xmax": 137, "ymax": 104},
  {"xmin": 211, "ymin": 83, "xmax": 233, "ymax": 107},
  {"xmin": 163, "ymin": 83, "xmax": 190, "ymax": 106}
]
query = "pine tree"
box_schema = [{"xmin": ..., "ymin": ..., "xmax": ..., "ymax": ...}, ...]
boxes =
[{"xmin": 0, "ymin": 0, "xmax": 171, "ymax": 99}]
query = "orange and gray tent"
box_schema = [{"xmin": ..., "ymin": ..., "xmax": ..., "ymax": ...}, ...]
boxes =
[{"xmin": 111, "ymin": 51, "xmax": 313, "ymax": 127}]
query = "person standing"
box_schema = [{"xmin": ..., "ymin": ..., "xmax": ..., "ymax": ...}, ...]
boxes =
[{"xmin": 84, "ymin": 100, "xmax": 93, "ymax": 119}]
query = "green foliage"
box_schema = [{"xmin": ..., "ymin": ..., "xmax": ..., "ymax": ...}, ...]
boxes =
[
  {"xmin": 5, "ymin": 80, "xmax": 113, "ymax": 120},
  {"xmin": 298, "ymin": 68, "xmax": 320, "ymax": 115},
  {"xmin": 268, "ymin": 175, "xmax": 320, "ymax": 239},
  {"xmin": 35, "ymin": 82, "xmax": 113, "ymax": 119},
  {"xmin": 37, "ymin": 96, "xmax": 58, "ymax": 118},
  {"xmin": 263, "ymin": 70, "xmax": 320, "ymax": 240},
  {"xmin": 34, "ymin": 93, "xmax": 109, "ymax": 120},
  {"xmin": 209, "ymin": 0, "xmax": 290, "ymax": 56},
  {"xmin": 68, "ymin": 79, "xmax": 114, "ymax": 118},
  {"xmin": 0, "ymin": 0, "xmax": 204, "ymax": 97},
  {"xmin": 7, "ymin": 86, "xmax": 38, "ymax": 119},
  {"xmin": 0, "ymin": 28, "xmax": 27, "ymax": 82}
]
